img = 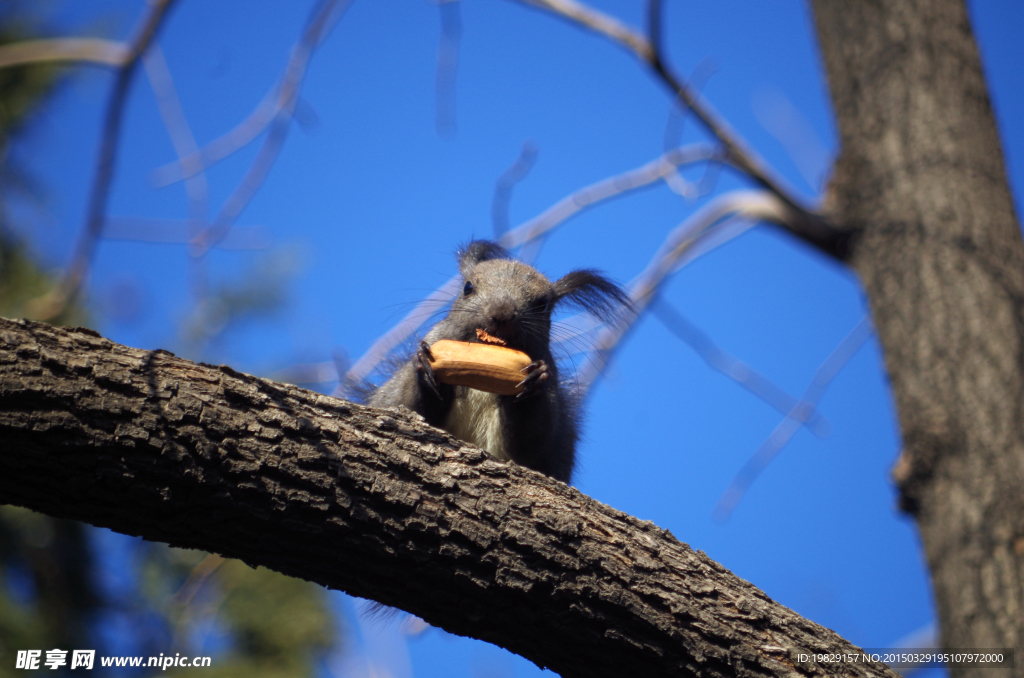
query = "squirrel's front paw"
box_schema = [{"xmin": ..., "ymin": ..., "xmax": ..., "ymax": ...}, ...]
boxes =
[
  {"xmin": 416, "ymin": 341, "xmax": 443, "ymax": 399},
  {"xmin": 515, "ymin": 360, "xmax": 550, "ymax": 400}
]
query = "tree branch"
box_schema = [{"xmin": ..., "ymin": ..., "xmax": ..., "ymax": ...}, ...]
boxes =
[
  {"xmin": 520, "ymin": 0, "xmax": 654, "ymax": 60},
  {"xmin": 0, "ymin": 316, "xmax": 895, "ymax": 678},
  {"xmin": 513, "ymin": 0, "xmax": 848, "ymax": 260},
  {"xmin": 0, "ymin": 38, "xmax": 129, "ymax": 69}
]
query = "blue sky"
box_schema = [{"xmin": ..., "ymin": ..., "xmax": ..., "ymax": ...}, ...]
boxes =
[{"xmin": 8, "ymin": 1, "xmax": 1023, "ymax": 676}]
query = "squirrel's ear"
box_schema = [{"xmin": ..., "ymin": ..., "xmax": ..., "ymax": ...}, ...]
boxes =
[
  {"xmin": 457, "ymin": 240, "xmax": 510, "ymax": 277},
  {"xmin": 552, "ymin": 269, "xmax": 633, "ymax": 323}
]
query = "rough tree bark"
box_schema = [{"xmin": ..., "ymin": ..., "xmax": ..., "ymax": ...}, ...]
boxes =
[
  {"xmin": 0, "ymin": 317, "xmax": 899, "ymax": 678},
  {"xmin": 810, "ymin": 1, "xmax": 1024, "ymax": 675}
]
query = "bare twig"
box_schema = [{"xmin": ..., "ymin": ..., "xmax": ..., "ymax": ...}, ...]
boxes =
[
  {"xmin": 512, "ymin": 0, "xmax": 845, "ymax": 259},
  {"xmin": 170, "ymin": 553, "xmax": 230, "ymax": 653},
  {"xmin": 519, "ymin": 0, "xmax": 653, "ymax": 59},
  {"xmin": 143, "ymin": 44, "xmax": 211, "ymax": 298},
  {"xmin": 662, "ymin": 58, "xmax": 720, "ymax": 199},
  {"xmin": 712, "ymin": 314, "xmax": 873, "ymax": 521},
  {"xmin": 651, "ymin": 300, "xmax": 830, "ymax": 438},
  {"xmin": 492, "ymin": 140, "xmax": 539, "ymax": 238},
  {"xmin": 662, "ymin": 58, "xmax": 717, "ymax": 152},
  {"xmin": 0, "ymin": 38, "xmax": 128, "ymax": 69},
  {"xmin": 102, "ymin": 218, "xmax": 269, "ymax": 250},
  {"xmin": 173, "ymin": 554, "xmax": 225, "ymax": 608},
  {"xmin": 28, "ymin": 0, "xmax": 179, "ymax": 320},
  {"xmin": 435, "ymin": 0, "xmax": 462, "ymax": 137},
  {"xmin": 752, "ymin": 85, "xmax": 831, "ymax": 192},
  {"xmin": 501, "ymin": 143, "xmax": 720, "ymax": 248},
  {"xmin": 150, "ymin": 0, "xmax": 352, "ymax": 187}
]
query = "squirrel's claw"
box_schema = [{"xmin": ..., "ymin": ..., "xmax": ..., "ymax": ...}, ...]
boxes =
[
  {"xmin": 515, "ymin": 360, "xmax": 549, "ymax": 400},
  {"xmin": 417, "ymin": 340, "xmax": 443, "ymax": 399}
]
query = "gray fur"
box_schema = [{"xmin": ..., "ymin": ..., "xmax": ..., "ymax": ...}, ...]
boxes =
[{"xmin": 369, "ymin": 240, "xmax": 629, "ymax": 483}]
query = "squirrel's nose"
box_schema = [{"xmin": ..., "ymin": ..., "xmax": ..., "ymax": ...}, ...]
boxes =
[{"xmin": 487, "ymin": 298, "xmax": 518, "ymax": 333}]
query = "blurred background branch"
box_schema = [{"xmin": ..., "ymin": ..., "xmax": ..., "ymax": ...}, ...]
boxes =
[
  {"xmin": 0, "ymin": 38, "xmax": 128, "ymax": 69},
  {"xmin": 25, "ymin": 0, "xmax": 178, "ymax": 320}
]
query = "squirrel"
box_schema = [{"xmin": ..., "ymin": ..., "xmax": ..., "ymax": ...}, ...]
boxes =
[{"xmin": 369, "ymin": 240, "xmax": 630, "ymax": 483}]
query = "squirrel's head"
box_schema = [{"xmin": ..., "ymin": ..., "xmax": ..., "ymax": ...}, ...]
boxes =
[{"xmin": 449, "ymin": 240, "xmax": 631, "ymax": 355}]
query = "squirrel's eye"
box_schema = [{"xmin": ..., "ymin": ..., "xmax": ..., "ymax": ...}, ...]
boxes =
[
  {"xmin": 532, "ymin": 297, "xmax": 551, "ymax": 314},
  {"xmin": 463, "ymin": 281, "xmax": 474, "ymax": 296}
]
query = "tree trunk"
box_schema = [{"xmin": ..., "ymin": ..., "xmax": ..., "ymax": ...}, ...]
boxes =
[
  {"xmin": 810, "ymin": 1, "xmax": 1024, "ymax": 676},
  {"xmin": 0, "ymin": 317, "xmax": 902, "ymax": 678}
]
